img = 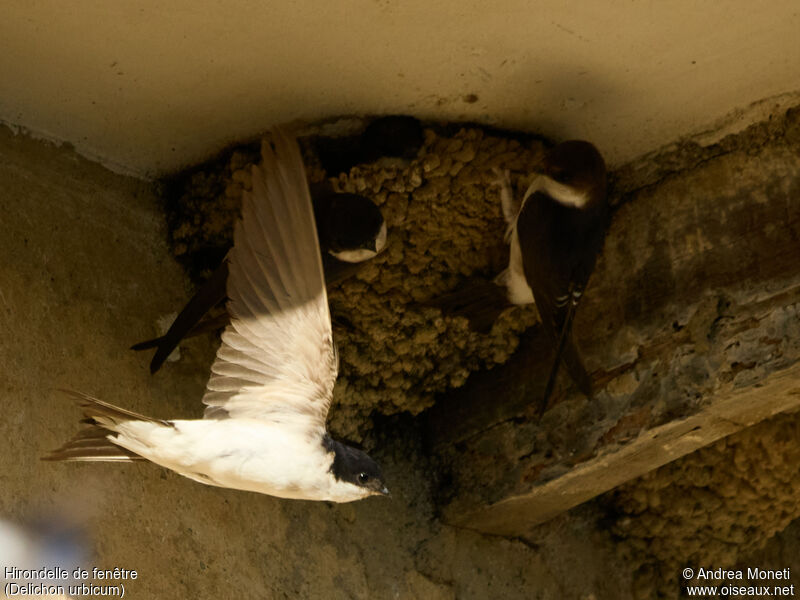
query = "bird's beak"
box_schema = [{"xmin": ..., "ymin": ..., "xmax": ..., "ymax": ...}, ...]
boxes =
[{"xmin": 379, "ymin": 486, "xmax": 390, "ymax": 497}]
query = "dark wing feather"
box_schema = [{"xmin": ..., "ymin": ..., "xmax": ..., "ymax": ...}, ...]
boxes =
[
  {"xmin": 517, "ymin": 191, "xmax": 605, "ymax": 402},
  {"xmin": 130, "ymin": 260, "xmax": 229, "ymax": 372}
]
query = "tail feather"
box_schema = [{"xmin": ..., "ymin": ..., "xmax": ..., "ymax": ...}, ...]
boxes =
[
  {"xmin": 542, "ymin": 301, "xmax": 575, "ymax": 409},
  {"xmin": 129, "ymin": 337, "xmax": 160, "ymax": 351},
  {"xmin": 43, "ymin": 427, "xmax": 144, "ymax": 462},
  {"xmin": 132, "ymin": 257, "xmax": 364, "ymax": 371},
  {"xmin": 43, "ymin": 390, "xmax": 169, "ymax": 462},
  {"xmin": 131, "ymin": 260, "xmax": 229, "ymax": 374},
  {"xmin": 541, "ymin": 301, "xmax": 593, "ymax": 412},
  {"xmin": 130, "ymin": 312, "xmax": 229, "ymax": 352},
  {"xmin": 57, "ymin": 389, "xmax": 167, "ymax": 425}
]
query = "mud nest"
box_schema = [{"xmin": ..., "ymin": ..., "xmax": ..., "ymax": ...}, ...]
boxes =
[
  {"xmin": 163, "ymin": 123, "xmax": 549, "ymax": 439},
  {"xmin": 608, "ymin": 410, "xmax": 800, "ymax": 599}
]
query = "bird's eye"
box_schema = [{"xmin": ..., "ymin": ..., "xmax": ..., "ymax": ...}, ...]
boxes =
[{"xmin": 357, "ymin": 472, "xmax": 370, "ymax": 484}]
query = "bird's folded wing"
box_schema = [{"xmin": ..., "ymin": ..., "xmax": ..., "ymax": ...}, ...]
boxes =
[{"xmin": 202, "ymin": 128, "xmax": 337, "ymax": 431}]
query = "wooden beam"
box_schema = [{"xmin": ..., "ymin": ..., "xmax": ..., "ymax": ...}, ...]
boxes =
[
  {"xmin": 442, "ymin": 363, "xmax": 800, "ymax": 535},
  {"xmin": 428, "ymin": 112, "xmax": 800, "ymax": 536}
]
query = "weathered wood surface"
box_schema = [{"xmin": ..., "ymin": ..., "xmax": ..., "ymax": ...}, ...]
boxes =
[{"xmin": 427, "ymin": 110, "xmax": 800, "ymax": 535}]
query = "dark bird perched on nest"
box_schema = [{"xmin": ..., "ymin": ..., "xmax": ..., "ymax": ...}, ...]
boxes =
[
  {"xmin": 494, "ymin": 140, "xmax": 609, "ymax": 410},
  {"xmin": 131, "ymin": 183, "xmax": 386, "ymax": 374}
]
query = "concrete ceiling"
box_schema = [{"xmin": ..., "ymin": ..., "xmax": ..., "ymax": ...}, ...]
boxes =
[{"xmin": 2, "ymin": 1, "xmax": 799, "ymax": 177}]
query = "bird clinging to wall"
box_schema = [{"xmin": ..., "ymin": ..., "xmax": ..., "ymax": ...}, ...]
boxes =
[{"xmin": 494, "ymin": 140, "xmax": 609, "ymax": 411}]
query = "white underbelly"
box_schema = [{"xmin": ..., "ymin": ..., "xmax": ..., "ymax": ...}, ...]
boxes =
[
  {"xmin": 114, "ymin": 419, "xmax": 338, "ymax": 500},
  {"xmin": 498, "ymin": 227, "xmax": 535, "ymax": 306}
]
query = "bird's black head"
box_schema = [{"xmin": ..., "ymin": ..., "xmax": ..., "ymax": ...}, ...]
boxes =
[
  {"xmin": 324, "ymin": 193, "xmax": 387, "ymax": 262},
  {"xmin": 323, "ymin": 436, "xmax": 389, "ymax": 497},
  {"xmin": 543, "ymin": 140, "xmax": 607, "ymax": 197}
]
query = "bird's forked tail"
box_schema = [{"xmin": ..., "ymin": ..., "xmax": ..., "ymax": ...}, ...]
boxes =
[{"xmin": 43, "ymin": 390, "xmax": 169, "ymax": 462}]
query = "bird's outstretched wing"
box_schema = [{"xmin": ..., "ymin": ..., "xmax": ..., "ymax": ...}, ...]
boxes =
[{"xmin": 202, "ymin": 128, "xmax": 337, "ymax": 432}]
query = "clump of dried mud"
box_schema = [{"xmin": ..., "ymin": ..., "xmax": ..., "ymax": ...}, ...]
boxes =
[
  {"xmin": 165, "ymin": 143, "xmax": 260, "ymax": 277},
  {"xmin": 608, "ymin": 410, "xmax": 800, "ymax": 599},
  {"xmin": 164, "ymin": 125, "xmax": 547, "ymax": 439}
]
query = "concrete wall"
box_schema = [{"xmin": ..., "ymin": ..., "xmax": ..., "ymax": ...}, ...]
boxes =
[
  {"xmin": 2, "ymin": 108, "xmax": 799, "ymax": 599},
  {"xmin": 2, "ymin": 2, "xmax": 800, "ymax": 176}
]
